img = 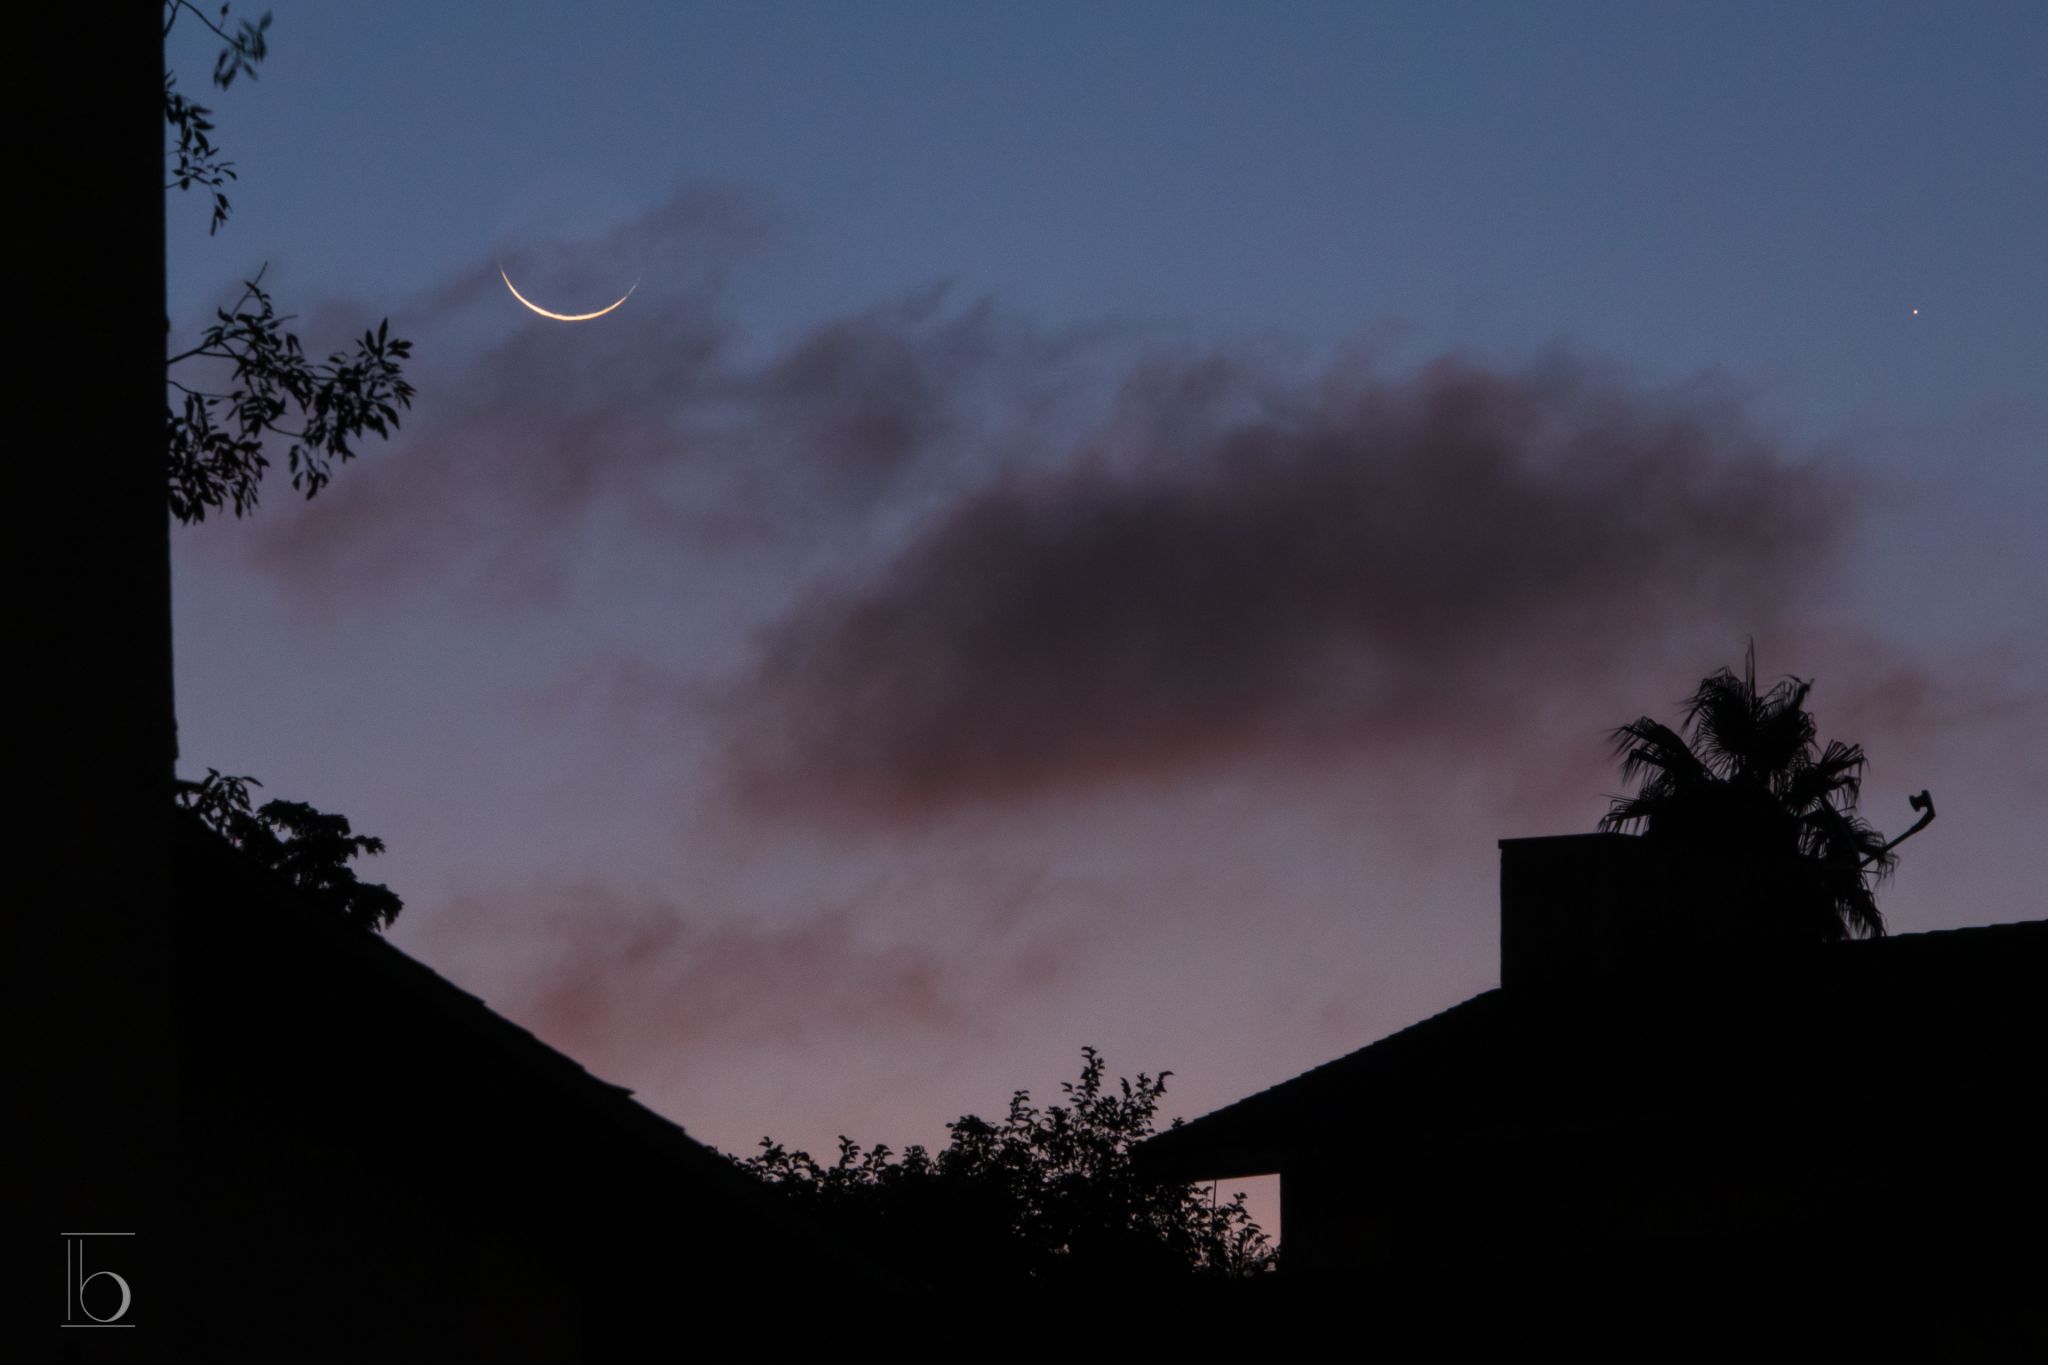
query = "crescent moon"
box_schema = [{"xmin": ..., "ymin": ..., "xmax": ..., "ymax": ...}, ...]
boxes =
[{"xmin": 499, "ymin": 266, "xmax": 637, "ymax": 322}]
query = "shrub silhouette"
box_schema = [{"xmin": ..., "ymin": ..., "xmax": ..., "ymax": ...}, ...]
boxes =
[{"xmin": 737, "ymin": 1047, "xmax": 1274, "ymax": 1287}]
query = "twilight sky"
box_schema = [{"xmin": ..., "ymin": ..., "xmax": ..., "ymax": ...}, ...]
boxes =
[{"xmin": 167, "ymin": 1, "xmax": 2046, "ymax": 1212}]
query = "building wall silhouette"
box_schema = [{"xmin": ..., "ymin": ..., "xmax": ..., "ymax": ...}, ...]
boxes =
[{"xmin": 1138, "ymin": 834, "xmax": 2047, "ymax": 1345}]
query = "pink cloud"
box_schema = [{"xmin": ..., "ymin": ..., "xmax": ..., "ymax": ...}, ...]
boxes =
[{"xmin": 432, "ymin": 881, "xmax": 1086, "ymax": 1072}]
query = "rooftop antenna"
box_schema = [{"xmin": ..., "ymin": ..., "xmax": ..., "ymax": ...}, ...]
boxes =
[{"xmin": 1864, "ymin": 789, "xmax": 1936, "ymax": 866}]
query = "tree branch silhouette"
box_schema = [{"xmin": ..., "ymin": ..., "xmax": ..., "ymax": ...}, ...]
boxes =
[
  {"xmin": 166, "ymin": 266, "xmax": 414, "ymax": 522},
  {"xmin": 162, "ymin": 7, "xmax": 413, "ymax": 928},
  {"xmin": 163, "ymin": 2, "xmax": 415, "ymax": 523},
  {"xmin": 162, "ymin": 1, "xmax": 269, "ymax": 233}
]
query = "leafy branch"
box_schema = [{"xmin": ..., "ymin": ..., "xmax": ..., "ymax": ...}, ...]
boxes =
[
  {"xmin": 176, "ymin": 769, "xmax": 405, "ymax": 932},
  {"xmin": 165, "ymin": 72, "xmax": 236, "ymax": 236},
  {"xmin": 162, "ymin": 3, "xmax": 413, "ymax": 522},
  {"xmin": 166, "ymin": 266, "xmax": 415, "ymax": 523},
  {"xmin": 163, "ymin": 3, "xmax": 270, "ymax": 234}
]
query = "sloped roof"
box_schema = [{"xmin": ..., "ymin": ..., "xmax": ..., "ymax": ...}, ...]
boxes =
[
  {"xmin": 172, "ymin": 813, "xmax": 886, "ymax": 1290},
  {"xmin": 1138, "ymin": 917, "xmax": 2048, "ymax": 1182}
]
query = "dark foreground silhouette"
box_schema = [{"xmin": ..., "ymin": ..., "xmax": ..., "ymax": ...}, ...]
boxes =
[
  {"xmin": 737, "ymin": 1047, "xmax": 1276, "ymax": 1289},
  {"xmin": 1140, "ymin": 833, "xmax": 2048, "ymax": 1355}
]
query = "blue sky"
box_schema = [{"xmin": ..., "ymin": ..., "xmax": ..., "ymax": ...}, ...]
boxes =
[
  {"xmin": 166, "ymin": 1, "xmax": 2046, "ymax": 1220},
  {"xmin": 172, "ymin": 2, "xmax": 2045, "ymax": 398}
]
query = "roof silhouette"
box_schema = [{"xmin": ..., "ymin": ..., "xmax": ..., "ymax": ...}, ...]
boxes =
[
  {"xmin": 1132, "ymin": 861, "xmax": 2046, "ymax": 1349},
  {"xmin": 171, "ymin": 813, "xmax": 892, "ymax": 1352},
  {"xmin": 1142, "ymin": 916, "xmax": 2048, "ymax": 1184}
]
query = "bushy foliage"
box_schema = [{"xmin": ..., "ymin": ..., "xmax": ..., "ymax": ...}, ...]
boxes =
[
  {"xmin": 177, "ymin": 769, "xmax": 404, "ymax": 932},
  {"xmin": 738, "ymin": 1047, "xmax": 1274, "ymax": 1287}
]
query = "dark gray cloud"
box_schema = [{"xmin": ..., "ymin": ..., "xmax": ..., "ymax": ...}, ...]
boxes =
[
  {"xmin": 727, "ymin": 355, "xmax": 1857, "ymax": 817},
  {"xmin": 216, "ymin": 190, "xmax": 1876, "ymax": 821}
]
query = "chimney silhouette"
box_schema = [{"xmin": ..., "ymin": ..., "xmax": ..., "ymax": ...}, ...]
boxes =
[
  {"xmin": 1497, "ymin": 833, "xmax": 1686, "ymax": 989},
  {"xmin": 1499, "ymin": 829, "xmax": 1820, "ymax": 992}
]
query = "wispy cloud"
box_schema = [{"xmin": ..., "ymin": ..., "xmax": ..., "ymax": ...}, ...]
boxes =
[
  {"xmin": 235, "ymin": 188, "xmax": 1096, "ymax": 611},
  {"xmin": 433, "ymin": 878, "xmax": 1088, "ymax": 1072}
]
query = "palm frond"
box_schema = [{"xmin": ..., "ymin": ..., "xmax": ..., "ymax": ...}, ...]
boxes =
[
  {"xmin": 1600, "ymin": 788, "xmax": 1680, "ymax": 835},
  {"xmin": 1781, "ymin": 739, "xmax": 1867, "ymax": 814},
  {"xmin": 1800, "ymin": 800, "xmax": 1892, "ymax": 879},
  {"xmin": 1750, "ymin": 677, "xmax": 1816, "ymax": 783},
  {"xmin": 1830, "ymin": 879, "xmax": 1886, "ymax": 940},
  {"xmin": 1604, "ymin": 646, "xmax": 1899, "ymax": 940},
  {"xmin": 1608, "ymin": 717, "xmax": 1709, "ymax": 793},
  {"xmin": 1682, "ymin": 665, "xmax": 1754, "ymax": 779}
]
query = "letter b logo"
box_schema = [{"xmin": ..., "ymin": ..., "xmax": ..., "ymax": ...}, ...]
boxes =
[{"xmin": 63, "ymin": 1234, "xmax": 135, "ymax": 1327}]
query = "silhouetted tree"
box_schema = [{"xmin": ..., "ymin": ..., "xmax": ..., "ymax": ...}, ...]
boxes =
[
  {"xmin": 177, "ymin": 770, "xmax": 404, "ymax": 931},
  {"xmin": 163, "ymin": 1, "xmax": 415, "ymax": 523},
  {"xmin": 1600, "ymin": 645, "xmax": 1895, "ymax": 940},
  {"xmin": 738, "ymin": 1047, "xmax": 1274, "ymax": 1288}
]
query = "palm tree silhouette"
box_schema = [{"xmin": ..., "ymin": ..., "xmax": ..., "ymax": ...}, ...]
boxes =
[{"xmin": 1600, "ymin": 645, "xmax": 1892, "ymax": 940}]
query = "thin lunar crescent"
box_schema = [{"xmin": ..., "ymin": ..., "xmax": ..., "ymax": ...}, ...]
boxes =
[{"xmin": 499, "ymin": 266, "xmax": 637, "ymax": 322}]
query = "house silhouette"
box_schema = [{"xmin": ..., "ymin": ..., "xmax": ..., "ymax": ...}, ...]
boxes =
[{"xmin": 1137, "ymin": 833, "xmax": 2047, "ymax": 1348}]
